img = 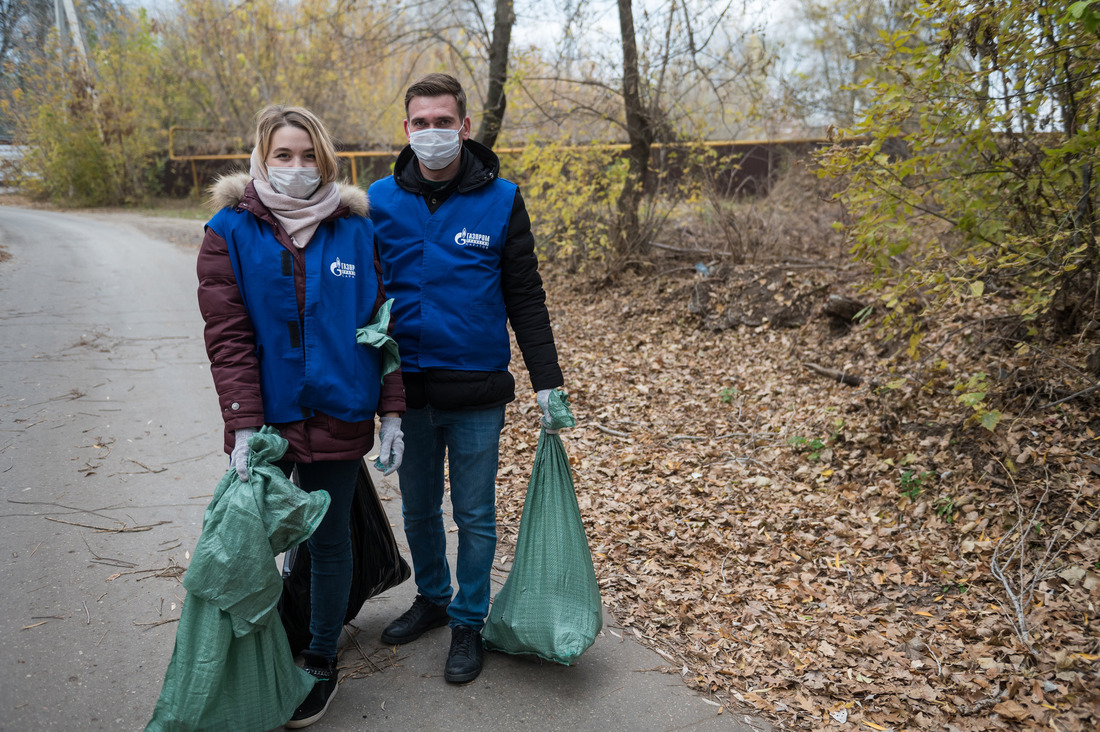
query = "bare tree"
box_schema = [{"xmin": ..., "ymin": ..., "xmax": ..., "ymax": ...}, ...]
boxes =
[
  {"xmin": 613, "ymin": 0, "xmax": 653, "ymax": 262},
  {"xmin": 475, "ymin": 0, "xmax": 514, "ymax": 148}
]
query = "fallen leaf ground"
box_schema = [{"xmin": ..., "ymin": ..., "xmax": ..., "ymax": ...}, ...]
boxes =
[
  {"xmin": 495, "ymin": 257, "xmax": 1100, "ymax": 731},
  {"xmin": 7, "ymin": 195, "xmax": 1096, "ymax": 730}
]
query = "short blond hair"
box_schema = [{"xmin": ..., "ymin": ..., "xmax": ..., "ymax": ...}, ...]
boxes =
[{"xmin": 254, "ymin": 105, "xmax": 339, "ymax": 184}]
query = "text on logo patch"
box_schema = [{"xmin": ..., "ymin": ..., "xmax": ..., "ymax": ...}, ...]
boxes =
[
  {"xmin": 454, "ymin": 228, "xmax": 491, "ymax": 249},
  {"xmin": 329, "ymin": 257, "xmax": 356, "ymax": 278}
]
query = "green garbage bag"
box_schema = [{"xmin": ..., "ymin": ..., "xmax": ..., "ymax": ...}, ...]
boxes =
[
  {"xmin": 355, "ymin": 297, "xmax": 401, "ymax": 380},
  {"xmin": 145, "ymin": 427, "xmax": 330, "ymax": 732},
  {"xmin": 482, "ymin": 391, "xmax": 601, "ymax": 665}
]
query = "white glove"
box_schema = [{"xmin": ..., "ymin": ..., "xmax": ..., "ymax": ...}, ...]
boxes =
[
  {"xmin": 378, "ymin": 416, "xmax": 404, "ymax": 476},
  {"xmin": 536, "ymin": 389, "xmax": 559, "ymax": 434},
  {"xmin": 231, "ymin": 427, "xmax": 257, "ymax": 482}
]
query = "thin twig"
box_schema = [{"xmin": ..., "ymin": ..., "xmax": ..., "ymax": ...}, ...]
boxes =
[
  {"xmin": 804, "ymin": 362, "xmax": 862, "ymax": 387},
  {"xmin": 124, "ymin": 458, "xmax": 167, "ymax": 474},
  {"xmin": 135, "ymin": 618, "xmax": 179, "ymax": 629},
  {"xmin": 81, "ymin": 534, "xmax": 136, "ymax": 568},
  {"xmin": 44, "ymin": 516, "xmax": 168, "ymax": 533},
  {"xmin": 1040, "ymin": 381, "xmax": 1100, "ymax": 409},
  {"xmin": 596, "ymin": 424, "xmax": 631, "ymax": 438},
  {"xmin": 989, "ymin": 461, "xmax": 1100, "ymax": 657}
]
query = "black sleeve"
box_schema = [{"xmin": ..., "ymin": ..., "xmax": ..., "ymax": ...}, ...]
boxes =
[{"xmin": 500, "ymin": 188, "xmax": 564, "ymax": 392}]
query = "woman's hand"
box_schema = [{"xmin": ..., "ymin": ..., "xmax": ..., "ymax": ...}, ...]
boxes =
[
  {"xmin": 231, "ymin": 427, "xmax": 258, "ymax": 482},
  {"xmin": 377, "ymin": 415, "xmax": 404, "ymax": 476}
]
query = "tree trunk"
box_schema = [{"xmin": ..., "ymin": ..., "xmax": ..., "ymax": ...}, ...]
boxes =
[
  {"xmin": 614, "ymin": 0, "xmax": 652, "ymax": 264},
  {"xmin": 474, "ymin": 0, "xmax": 514, "ymax": 149}
]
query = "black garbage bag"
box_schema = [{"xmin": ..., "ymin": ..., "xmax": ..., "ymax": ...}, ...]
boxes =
[{"xmin": 278, "ymin": 458, "xmax": 411, "ymax": 654}]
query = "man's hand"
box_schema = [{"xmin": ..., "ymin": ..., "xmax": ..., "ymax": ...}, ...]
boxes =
[
  {"xmin": 378, "ymin": 416, "xmax": 404, "ymax": 476},
  {"xmin": 536, "ymin": 389, "xmax": 560, "ymax": 434},
  {"xmin": 231, "ymin": 427, "xmax": 257, "ymax": 482}
]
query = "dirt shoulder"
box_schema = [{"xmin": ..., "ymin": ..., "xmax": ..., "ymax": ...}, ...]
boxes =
[
  {"xmin": 79, "ymin": 210, "xmax": 205, "ymax": 250},
  {"xmin": 0, "ymin": 194, "xmax": 205, "ymax": 253}
]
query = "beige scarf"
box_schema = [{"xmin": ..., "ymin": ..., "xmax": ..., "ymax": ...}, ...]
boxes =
[{"xmin": 249, "ymin": 148, "xmax": 341, "ymax": 248}]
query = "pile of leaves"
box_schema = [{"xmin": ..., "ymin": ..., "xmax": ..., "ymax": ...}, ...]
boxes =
[{"xmin": 494, "ymin": 260, "xmax": 1100, "ymax": 730}]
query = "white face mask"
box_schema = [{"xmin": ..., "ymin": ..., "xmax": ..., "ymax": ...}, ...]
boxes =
[
  {"xmin": 409, "ymin": 128, "xmax": 462, "ymax": 170},
  {"xmin": 267, "ymin": 166, "xmax": 321, "ymax": 199}
]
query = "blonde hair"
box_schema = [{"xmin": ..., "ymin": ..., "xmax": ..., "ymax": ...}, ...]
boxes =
[{"xmin": 254, "ymin": 105, "xmax": 339, "ymax": 184}]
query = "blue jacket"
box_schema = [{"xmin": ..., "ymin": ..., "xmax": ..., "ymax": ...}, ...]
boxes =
[
  {"xmin": 370, "ymin": 174, "xmax": 516, "ymax": 373},
  {"xmin": 369, "ymin": 139, "xmax": 563, "ymax": 411},
  {"xmin": 206, "ymin": 191, "xmax": 382, "ymax": 425}
]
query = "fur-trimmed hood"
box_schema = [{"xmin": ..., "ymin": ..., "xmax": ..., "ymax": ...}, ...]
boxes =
[{"xmin": 206, "ymin": 172, "xmax": 369, "ymax": 217}]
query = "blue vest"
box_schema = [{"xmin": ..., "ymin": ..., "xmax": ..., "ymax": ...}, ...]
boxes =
[
  {"xmin": 207, "ymin": 208, "xmax": 382, "ymax": 423},
  {"xmin": 369, "ymin": 176, "xmax": 517, "ymax": 373}
]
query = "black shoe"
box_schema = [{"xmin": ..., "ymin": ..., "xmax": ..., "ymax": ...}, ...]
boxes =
[
  {"xmin": 285, "ymin": 653, "xmax": 338, "ymax": 729},
  {"xmin": 444, "ymin": 625, "xmax": 484, "ymax": 684},
  {"xmin": 380, "ymin": 595, "xmax": 450, "ymax": 645}
]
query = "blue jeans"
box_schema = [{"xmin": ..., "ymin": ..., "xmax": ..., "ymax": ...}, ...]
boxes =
[
  {"xmin": 279, "ymin": 459, "xmax": 359, "ymax": 659},
  {"xmin": 398, "ymin": 405, "xmax": 506, "ymax": 629}
]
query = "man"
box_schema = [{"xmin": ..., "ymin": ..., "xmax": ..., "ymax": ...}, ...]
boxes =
[{"xmin": 369, "ymin": 73, "xmax": 564, "ymax": 684}]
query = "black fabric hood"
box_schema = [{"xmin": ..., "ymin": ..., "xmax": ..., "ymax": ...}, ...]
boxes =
[{"xmin": 392, "ymin": 138, "xmax": 501, "ymax": 195}]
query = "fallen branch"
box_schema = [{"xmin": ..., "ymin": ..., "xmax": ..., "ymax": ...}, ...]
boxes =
[
  {"xmin": 1040, "ymin": 381, "xmax": 1100, "ymax": 409},
  {"xmin": 989, "ymin": 462, "xmax": 1100, "ymax": 657},
  {"xmin": 82, "ymin": 534, "xmax": 137, "ymax": 568},
  {"xmin": 124, "ymin": 458, "xmax": 167, "ymax": 474},
  {"xmin": 595, "ymin": 424, "xmax": 631, "ymax": 438},
  {"xmin": 803, "ymin": 362, "xmax": 861, "ymax": 387},
  {"xmin": 44, "ymin": 516, "xmax": 169, "ymax": 533},
  {"xmin": 957, "ymin": 696, "xmax": 1002, "ymax": 716},
  {"xmin": 135, "ymin": 618, "xmax": 179, "ymax": 629},
  {"xmin": 651, "ymin": 241, "xmax": 727, "ymax": 257},
  {"xmin": 107, "ymin": 563, "xmax": 185, "ymax": 582}
]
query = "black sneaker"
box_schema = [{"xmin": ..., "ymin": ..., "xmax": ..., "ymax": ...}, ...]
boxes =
[
  {"xmin": 380, "ymin": 595, "xmax": 449, "ymax": 645},
  {"xmin": 285, "ymin": 652, "xmax": 338, "ymax": 729},
  {"xmin": 444, "ymin": 625, "xmax": 484, "ymax": 684}
]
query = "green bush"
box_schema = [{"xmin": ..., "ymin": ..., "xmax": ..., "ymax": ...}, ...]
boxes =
[
  {"xmin": 501, "ymin": 141, "xmax": 627, "ymax": 271},
  {"xmin": 819, "ymin": 0, "xmax": 1100, "ymax": 344},
  {"xmin": 6, "ymin": 9, "xmax": 175, "ymax": 205}
]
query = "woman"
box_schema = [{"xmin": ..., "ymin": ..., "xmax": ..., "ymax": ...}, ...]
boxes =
[{"xmin": 197, "ymin": 105, "xmax": 405, "ymax": 729}]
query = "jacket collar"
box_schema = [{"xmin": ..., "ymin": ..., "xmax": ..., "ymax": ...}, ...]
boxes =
[
  {"xmin": 208, "ymin": 172, "xmax": 368, "ymax": 222},
  {"xmin": 393, "ymin": 138, "xmax": 500, "ymax": 196}
]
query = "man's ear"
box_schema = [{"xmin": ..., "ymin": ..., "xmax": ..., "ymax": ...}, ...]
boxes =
[
  {"xmin": 403, "ymin": 119, "xmax": 411, "ymax": 141},
  {"xmin": 460, "ymin": 117, "xmax": 472, "ymax": 141}
]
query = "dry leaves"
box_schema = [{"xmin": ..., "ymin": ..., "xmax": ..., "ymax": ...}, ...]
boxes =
[{"xmin": 495, "ymin": 263, "xmax": 1100, "ymax": 731}]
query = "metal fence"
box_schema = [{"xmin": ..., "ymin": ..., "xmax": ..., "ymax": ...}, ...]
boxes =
[{"xmin": 168, "ymin": 126, "xmax": 837, "ymax": 197}]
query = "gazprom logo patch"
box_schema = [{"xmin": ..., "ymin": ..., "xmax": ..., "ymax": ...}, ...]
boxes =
[
  {"xmin": 454, "ymin": 228, "xmax": 491, "ymax": 249},
  {"xmin": 329, "ymin": 257, "xmax": 356, "ymax": 278}
]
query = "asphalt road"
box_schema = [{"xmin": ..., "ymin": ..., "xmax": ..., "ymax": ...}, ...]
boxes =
[{"xmin": 0, "ymin": 206, "xmax": 768, "ymax": 732}]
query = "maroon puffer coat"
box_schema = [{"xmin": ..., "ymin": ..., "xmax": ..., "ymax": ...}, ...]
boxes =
[{"xmin": 197, "ymin": 174, "xmax": 405, "ymax": 462}]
